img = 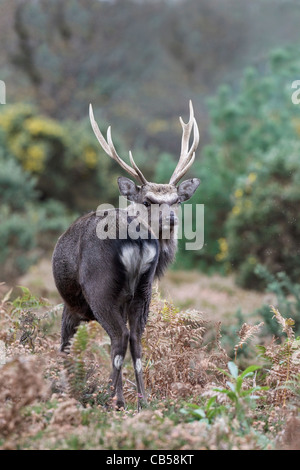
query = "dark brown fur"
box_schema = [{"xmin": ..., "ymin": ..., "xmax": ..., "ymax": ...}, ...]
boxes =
[{"xmin": 52, "ymin": 177, "xmax": 200, "ymax": 408}]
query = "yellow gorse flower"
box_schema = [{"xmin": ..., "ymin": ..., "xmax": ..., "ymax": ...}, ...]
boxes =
[
  {"xmin": 24, "ymin": 145, "xmax": 46, "ymax": 172},
  {"xmin": 234, "ymin": 188, "xmax": 243, "ymax": 198},
  {"xmin": 84, "ymin": 148, "xmax": 98, "ymax": 169},
  {"xmin": 248, "ymin": 172, "xmax": 257, "ymax": 183},
  {"xmin": 0, "ymin": 104, "xmax": 32, "ymax": 131},
  {"xmin": 231, "ymin": 205, "xmax": 241, "ymax": 216},
  {"xmin": 25, "ymin": 117, "xmax": 64, "ymax": 138},
  {"xmin": 0, "ymin": 105, "xmax": 69, "ymax": 174},
  {"xmin": 215, "ymin": 237, "xmax": 228, "ymax": 262}
]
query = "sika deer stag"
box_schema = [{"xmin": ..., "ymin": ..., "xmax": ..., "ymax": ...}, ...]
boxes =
[{"xmin": 52, "ymin": 101, "xmax": 200, "ymax": 408}]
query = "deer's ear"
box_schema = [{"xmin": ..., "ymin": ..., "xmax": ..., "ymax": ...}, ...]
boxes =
[
  {"xmin": 118, "ymin": 177, "xmax": 140, "ymax": 202},
  {"xmin": 177, "ymin": 178, "xmax": 201, "ymax": 202}
]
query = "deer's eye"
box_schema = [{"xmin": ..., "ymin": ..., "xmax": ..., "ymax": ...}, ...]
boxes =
[{"xmin": 143, "ymin": 201, "xmax": 150, "ymax": 207}]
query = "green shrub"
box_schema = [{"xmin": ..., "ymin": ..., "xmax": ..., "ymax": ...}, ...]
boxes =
[
  {"xmin": 0, "ymin": 146, "xmax": 74, "ymax": 279},
  {"xmin": 0, "ymin": 104, "xmax": 122, "ymax": 211},
  {"xmin": 225, "ymin": 140, "xmax": 300, "ymax": 288},
  {"xmin": 196, "ymin": 46, "xmax": 300, "ymax": 272},
  {"xmin": 0, "ymin": 149, "xmax": 38, "ymax": 210}
]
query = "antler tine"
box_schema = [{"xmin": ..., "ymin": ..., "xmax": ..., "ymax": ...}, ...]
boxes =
[
  {"xmin": 89, "ymin": 104, "xmax": 147, "ymax": 184},
  {"xmin": 171, "ymin": 152, "xmax": 196, "ymax": 186},
  {"xmin": 169, "ymin": 100, "xmax": 200, "ymax": 186},
  {"xmin": 179, "ymin": 99, "xmax": 195, "ymax": 158},
  {"xmin": 129, "ymin": 151, "xmax": 148, "ymax": 184}
]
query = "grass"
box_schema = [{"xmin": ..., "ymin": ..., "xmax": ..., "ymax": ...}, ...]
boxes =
[{"xmin": 0, "ymin": 273, "xmax": 299, "ymax": 450}]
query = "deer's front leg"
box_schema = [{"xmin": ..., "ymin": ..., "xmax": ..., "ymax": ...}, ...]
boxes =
[
  {"xmin": 130, "ymin": 333, "xmax": 147, "ymax": 409},
  {"xmin": 109, "ymin": 326, "xmax": 129, "ymax": 409},
  {"xmin": 87, "ymin": 293, "xmax": 129, "ymax": 410},
  {"xmin": 128, "ymin": 298, "xmax": 150, "ymax": 408}
]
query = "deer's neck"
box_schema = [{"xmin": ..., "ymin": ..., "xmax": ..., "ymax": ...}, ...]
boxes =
[{"xmin": 155, "ymin": 236, "xmax": 178, "ymax": 279}]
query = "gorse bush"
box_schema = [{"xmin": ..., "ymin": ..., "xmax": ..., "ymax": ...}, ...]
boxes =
[
  {"xmin": 198, "ymin": 47, "xmax": 300, "ymax": 286},
  {"xmin": 0, "ymin": 104, "xmax": 123, "ymax": 212},
  {"xmin": 0, "ymin": 136, "xmax": 74, "ymax": 279},
  {"xmin": 171, "ymin": 47, "xmax": 300, "ymax": 275},
  {"xmin": 225, "ymin": 140, "xmax": 300, "ymax": 288},
  {"xmin": 0, "ymin": 147, "xmax": 38, "ymax": 210},
  {"xmin": 0, "ymin": 104, "xmax": 65, "ymax": 174},
  {"xmin": 0, "ymin": 144, "xmax": 39, "ymax": 278}
]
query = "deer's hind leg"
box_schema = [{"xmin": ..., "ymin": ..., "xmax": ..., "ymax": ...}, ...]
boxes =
[
  {"xmin": 60, "ymin": 294, "xmax": 95, "ymax": 352},
  {"xmin": 60, "ymin": 304, "xmax": 81, "ymax": 352}
]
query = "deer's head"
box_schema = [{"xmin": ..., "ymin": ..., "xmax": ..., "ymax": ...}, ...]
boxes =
[{"xmin": 89, "ymin": 101, "xmax": 200, "ymax": 234}]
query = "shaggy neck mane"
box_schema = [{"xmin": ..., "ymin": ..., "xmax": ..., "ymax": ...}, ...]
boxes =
[{"xmin": 155, "ymin": 236, "xmax": 178, "ymax": 279}]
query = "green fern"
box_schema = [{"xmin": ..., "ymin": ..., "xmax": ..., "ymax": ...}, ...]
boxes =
[
  {"xmin": 65, "ymin": 324, "xmax": 89, "ymax": 401},
  {"xmin": 64, "ymin": 322, "xmax": 111, "ymax": 406}
]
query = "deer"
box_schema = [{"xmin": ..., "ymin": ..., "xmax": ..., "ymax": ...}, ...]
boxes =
[{"xmin": 52, "ymin": 101, "xmax": 200, "ymax": 409}]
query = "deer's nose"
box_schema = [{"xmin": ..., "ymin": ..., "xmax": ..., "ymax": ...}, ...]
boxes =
[{"xmin": 165, "ymin": 211, "xmax": 178, "ymax": 224}]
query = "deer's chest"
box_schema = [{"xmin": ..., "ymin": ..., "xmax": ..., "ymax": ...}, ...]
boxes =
[{"xmin": 120, "ymin": 242, "xmax": 157, "ymax": 294}]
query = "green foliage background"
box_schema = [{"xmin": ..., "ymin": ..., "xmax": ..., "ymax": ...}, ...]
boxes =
[{"xmin": 1, "ymin": 0, "xmax": 300, "ymax": 289}]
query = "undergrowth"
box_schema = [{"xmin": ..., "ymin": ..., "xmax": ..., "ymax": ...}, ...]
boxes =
[{"xmin": 0, "ymin": 285, "xmax": 299, "ymax": 450}]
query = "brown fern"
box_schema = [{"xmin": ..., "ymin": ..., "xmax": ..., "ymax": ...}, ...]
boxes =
[
  {"xmin": 141, "ymin": 292, "xmax": 228, "ymax": 400},
  {"xmin": 234, "ymin": 322, "xmax": 264, "ymax": 361}
]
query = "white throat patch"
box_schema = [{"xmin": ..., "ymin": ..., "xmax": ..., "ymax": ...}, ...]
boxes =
[{"xmin": 120, "ymin": 242, "xmax": 157, "ymax": 294}]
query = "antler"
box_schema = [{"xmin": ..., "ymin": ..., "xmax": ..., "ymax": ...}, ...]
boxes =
[
  {"xmin": 169, "ymin": 100, "xmax": 199, "ymax": 186},
  {"xmin": 89, "ymin": 104, "xmax": 148, "ymax": 185}
]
